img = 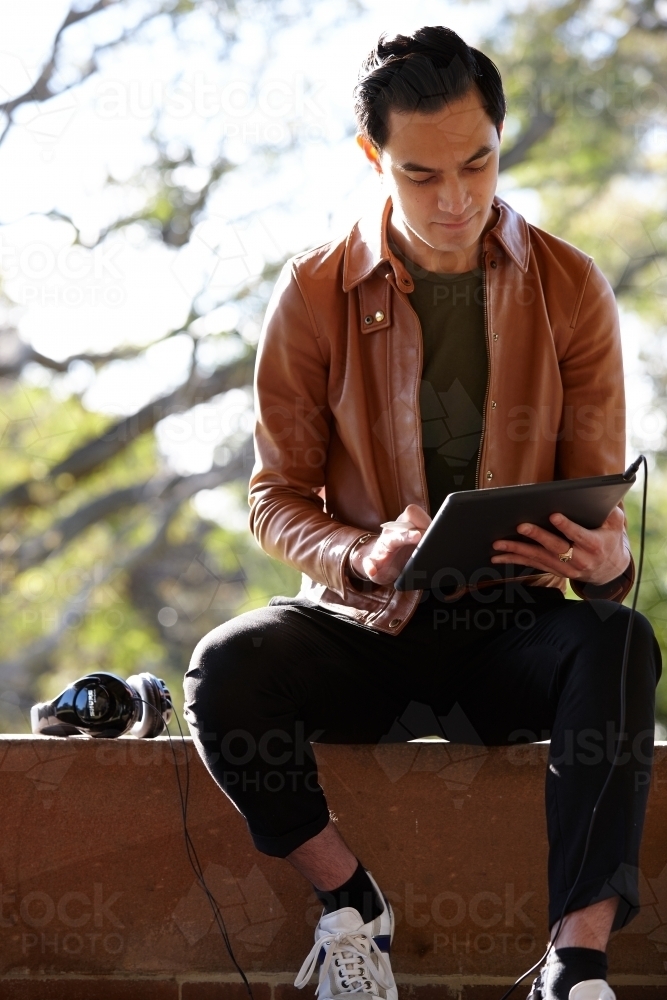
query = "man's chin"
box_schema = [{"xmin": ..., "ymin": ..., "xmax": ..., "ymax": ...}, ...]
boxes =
[
  {"xmin": 426, "ymin": 223, "xmax": 484, "ymax": 255},
  {"xmin": 394, "ymin": 213, "xmax": 487, "ymax": 262}
]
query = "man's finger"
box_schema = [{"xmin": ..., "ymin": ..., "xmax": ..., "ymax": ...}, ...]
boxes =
[
  {"xmin": 547, "ymin": 513, "xmax": 598, "ymax": 550},
  {"xmin": 513, "ymin": 520, "xmax": 592, "ymax": 556},
  {"xmin": 380, "ymin": 527, "xmax": 422, "ymax": 548},
  {"xmin": 491, "ymin": 539, "xmax": 586, "ymax": 578},
  {"xmin": 490, "ymin": 549, "xmax": 578, "ymax": 579},
  {"xmin": 401, "ymin": 504, "xmax": 432, "ymax": 529},
  {"xmin": 513, "ymin": 523, "xmax": 572, "ymax": 554},
  {"xmin": 363, "ymin": 538, "xmax": 419, "ymax": 581},
  {"xmin": 599, "ymin": 505, "xmax": 625, "ymax": 530}
]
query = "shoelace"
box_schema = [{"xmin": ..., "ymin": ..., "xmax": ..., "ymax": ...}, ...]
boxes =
[
  {"xmin": 526, "ymin": 971, "xmax": 544, "ymax": 1000},
  {"xmin": 294, "ymin": 929, "xmax": 395, "ymax": 996}
]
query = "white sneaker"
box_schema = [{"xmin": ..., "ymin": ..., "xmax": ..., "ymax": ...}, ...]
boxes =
[
  {"xmin": 569, "ymin": 982, "xmax": 615, "ymax": 1000},
  {"xmin": 528, "ymin": 969, "xmax": 616, "ymax": 1000},
  {"xmin": 294, "ymin": 870, "xmax": 397, "ymax": 998}
]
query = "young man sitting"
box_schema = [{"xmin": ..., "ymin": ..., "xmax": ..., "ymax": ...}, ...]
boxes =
[{"xmin": 184, "ymin": 26, "xmax": 661, "ymax": 1000}]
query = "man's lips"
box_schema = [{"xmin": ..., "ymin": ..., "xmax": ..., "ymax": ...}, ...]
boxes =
[{"xmin": 433, "ymin": 214, "xmax": 476, "ymax": 230}]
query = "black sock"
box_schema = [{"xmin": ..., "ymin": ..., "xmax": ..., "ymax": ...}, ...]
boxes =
[
  {"xmin": 314, "ymin": 861, "xmax": 383, "ymax": 922},
  {"xmin": 545, "ymin": 947, "xmax": 608, "ymax": 1000}
]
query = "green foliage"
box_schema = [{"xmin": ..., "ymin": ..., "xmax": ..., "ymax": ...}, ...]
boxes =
[
  {"xmin": 489, "ymin": 1, "xmax": 667, "ymax": 323},
  {"xmin": 0, "ymin": 383, "xmax": 110, "ymax": 489},
  {"xmin": 625, "ymin": 472, "xmax": 667, "ymax": 724},
  {"xmin": 2, "ymin": 0, "xmax": 667, "ymax": 739},
  {"xmin": 0, "ymin": 376, "xmax": 300, "ymax": 733}
]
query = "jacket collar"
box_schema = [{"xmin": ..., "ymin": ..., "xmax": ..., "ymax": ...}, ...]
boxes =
[{"xmin": 342, "ymin": 194, "xmax": 530, "ymax": 292}]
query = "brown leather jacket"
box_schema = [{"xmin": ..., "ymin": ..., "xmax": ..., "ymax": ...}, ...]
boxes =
[{"xmin": 248, "ymin": 195, "xmax": 634, "ymax": 635}]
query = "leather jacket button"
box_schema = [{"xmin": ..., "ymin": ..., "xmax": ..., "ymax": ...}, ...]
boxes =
[
  {"xmin": 493, "ymin": 333, "xmax": 498, "ymax": 341},
  {"xmin": 389, "ymin": 618, "xmax": 402, "ymax": 628},
  {"xmin": 490, "ymin": 260, "xmax": 497, "ymax": 269},
  {"xmin": 486, "ymin": 470, "xmax": 493, "ymax": 481},
  {"xmin": 364, "ymin": 315, "xmax": 373, "ymax": 325},
  {"xmin": 374, "ymin": 310, "xmax": 385, "ymax": 322},
  {"xmin": 491, "ymin": 400, "xmax": 497, "ymax": 408}
]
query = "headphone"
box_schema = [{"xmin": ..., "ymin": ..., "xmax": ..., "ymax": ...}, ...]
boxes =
[
  {"xmin": 30, "ymin": 670, "xmax": 255, "ymax": 996},
  {"xmin": 30, "ymin": 671, "xmax": 173, "ymax": 739}
]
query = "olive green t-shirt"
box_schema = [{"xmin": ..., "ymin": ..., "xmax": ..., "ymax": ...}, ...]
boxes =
[{"xmin": 402, "ymin": 256, "xmax": 488, "ymax": 516}]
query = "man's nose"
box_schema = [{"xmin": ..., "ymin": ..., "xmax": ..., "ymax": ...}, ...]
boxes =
[{"xmin": 436, "ymin": 178, "xmax": 472, "ymax": 217}]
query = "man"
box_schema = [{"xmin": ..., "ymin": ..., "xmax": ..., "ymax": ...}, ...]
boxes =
[{"xmin": 184, "ymin": 26, "xmax": 661, "ymax": 1000}]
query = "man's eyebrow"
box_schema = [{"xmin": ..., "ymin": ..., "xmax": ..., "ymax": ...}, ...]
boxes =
[
  {"xmin": 399, "ymin": 144, "xmax": 496, "ymax": 173},
  {"xmin": 463, "ymin": 143, "xmax": 495, "ymax": 164}
]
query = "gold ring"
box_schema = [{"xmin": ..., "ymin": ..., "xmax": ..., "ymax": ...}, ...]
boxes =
[{"xmin": 558, "ymin": 545, "xmax": 574, "ymax": 563}]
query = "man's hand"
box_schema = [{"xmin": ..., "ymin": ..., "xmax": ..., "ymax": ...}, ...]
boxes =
[
  {"xmin": 490, "ymin": 505, "xmax": 631, "ymax": 586},
  {"xmin": 349, "ymin": 504, "xmax": 432, "ymax": 585}
]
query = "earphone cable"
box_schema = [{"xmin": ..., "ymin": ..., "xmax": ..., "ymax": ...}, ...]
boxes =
[
  {"xmin": 498, "ymin": 455, "xmax": 648, "ymax": 1000},
  {"xmin": 135, "ymin": 694, "xmax": 253, "ymax": 998},
  {"xmin": 166, "ymin": 706, "xmax": 254, "ymax": 999}
]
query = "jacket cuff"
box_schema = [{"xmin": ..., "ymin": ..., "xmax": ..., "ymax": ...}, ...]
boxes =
[
  {"xmin": 570, "ymin": 552, "xmax": 635, "ymax": 604},
  {"xmin": 321, "ymin": 526, "xmax": 379, "ymax": 600}
]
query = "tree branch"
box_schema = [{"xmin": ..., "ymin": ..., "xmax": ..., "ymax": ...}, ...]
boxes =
[
  {"xmin": 0, "ymin": 2, "xmax": 118, "ymax": 121},
  {"xmin": 0, "ymin": 443, "xmax": 252, "ymax": 685},
  {"xmin": 11, "ymin": 438, "xmax": 253, "ymax": 571},
  {"xmin": 633, "ymin": 1, "xmax": 667, "ymax": 32},
  {"xmin": 0, "ymin": 352, "xmax": 255, "ymax": 511},
  {"xmin": 0, "ymin": 325, "xmax": 185, "ymax": 378},
  {"xmin": 94, "ymin": 147, "xmax": 235, "ymax": 249},
  {"xmin": 0, "ymin": 504, "xmax": 175, "ymax": 686},
  {"xmin": 0, "ymin": 1, "xmax": 175, "ymax": 151},
  {"xmin": 499, "ymin": 110, "xmax": 557, "ymax": 172},
  {"xmin": 612, "ymin": 250, "xmax": 666, "ymax": 296}
]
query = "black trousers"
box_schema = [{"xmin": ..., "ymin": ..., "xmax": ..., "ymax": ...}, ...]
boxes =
[{"xmin": 183, "ymin": 586, "xmax": 661, "ymax": 931}]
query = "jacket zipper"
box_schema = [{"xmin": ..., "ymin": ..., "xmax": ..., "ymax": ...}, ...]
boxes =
[
  {"xmin": 475, "ymin": 247, "xmax": 491, "ymax": 490},
  {"xmin": 400, "ymin": 284, "xmax": 430, "ymax": 517}
]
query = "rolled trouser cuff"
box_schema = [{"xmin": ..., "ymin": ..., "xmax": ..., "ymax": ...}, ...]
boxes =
[
  {"xmin": 250, "ymin": 808, "xmax": 331, "ymax": 858},
  {"xmin": 548, "ymin": 866, "xmax": 640, "ymax": 933}
]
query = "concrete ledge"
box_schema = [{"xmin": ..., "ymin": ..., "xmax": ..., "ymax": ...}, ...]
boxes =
[
  {"xmin": 0, "ymin": 976, "xmax": 665, "ymax": 1000},
  {"xmin": 0, "ymin": 736, "xmax": 666, "ymax": 999}
]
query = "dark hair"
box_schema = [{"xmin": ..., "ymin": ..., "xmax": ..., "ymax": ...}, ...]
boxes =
[{"xmin": 354, "ymin": 26, "xmax": 506, "ymax": 149}]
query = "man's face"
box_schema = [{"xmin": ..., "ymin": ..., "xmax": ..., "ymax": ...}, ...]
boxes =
[{"xmin": 361, "ymin": 88, "xmax": 502, "ymax": 256}]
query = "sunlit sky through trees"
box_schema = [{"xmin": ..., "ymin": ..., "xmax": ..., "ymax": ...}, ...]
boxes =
[
  {"xmin": 2, "ymin": 0, "xmax": 667, "ymax": 731},
  {"xmin": 0, "ymin": 0, "xmax": 653, "ymax": 496}
]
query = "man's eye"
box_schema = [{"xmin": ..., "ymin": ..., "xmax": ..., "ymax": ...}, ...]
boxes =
[
  {"xmin": 407, "ymin": 175, "xmax": 434, "ymax": 186},
  {"xmin": 466, "ymin": 162, "xmax": 488, "ymax": 173}
]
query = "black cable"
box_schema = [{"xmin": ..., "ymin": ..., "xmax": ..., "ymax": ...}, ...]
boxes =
[
  {"xmin": 135, "ymin": 694, "xmax": 253, "ymax": 999},
  {"xmin": 498, "ymin": 455, "xmax": 648, "ymax": 1000}
]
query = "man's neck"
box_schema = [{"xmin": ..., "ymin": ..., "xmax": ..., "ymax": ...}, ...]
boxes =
[{"xmin": 388, "ymin": 204, "xmax": 499, "ymax": 275}]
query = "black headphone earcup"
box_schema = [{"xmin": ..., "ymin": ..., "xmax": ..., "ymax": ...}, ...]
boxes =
[{"xmin": 126, "ymin": 673, "xmax": 165, "ymax": 738}]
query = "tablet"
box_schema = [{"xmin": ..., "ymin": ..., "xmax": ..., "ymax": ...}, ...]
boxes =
[{"xmin": 394, "ymin": 471, "xmax": 635, "ymax": 592}]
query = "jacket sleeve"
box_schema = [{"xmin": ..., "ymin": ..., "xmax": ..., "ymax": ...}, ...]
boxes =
[
  {"xmin": 556, "ymin": 259, "xmax": 634, "ymax": 603},
  {"xmin": 248, "ymin": 260, "xmax": 370, "ymax": 599}
]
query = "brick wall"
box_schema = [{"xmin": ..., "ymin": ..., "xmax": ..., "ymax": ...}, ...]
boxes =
[{"xmin": 0, "ymin": 736, "xmax": 665, "ymax": 999}]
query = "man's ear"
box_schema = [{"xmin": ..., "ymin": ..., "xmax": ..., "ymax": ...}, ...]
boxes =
[{"xmin": 356, "ymin": 133, "xmax": 383, "ymax": 175}]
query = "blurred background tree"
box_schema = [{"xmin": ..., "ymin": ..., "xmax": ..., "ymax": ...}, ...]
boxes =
[{"xmin": 0, "ymin": 0, "xmax": 666, "ymax": 731}]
